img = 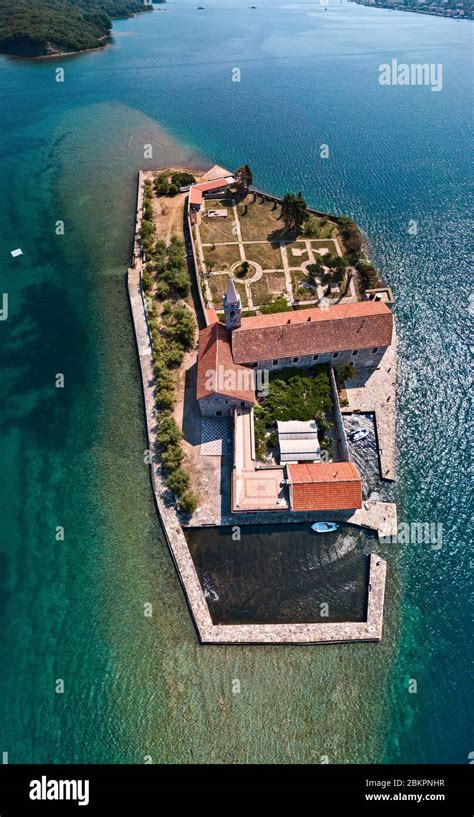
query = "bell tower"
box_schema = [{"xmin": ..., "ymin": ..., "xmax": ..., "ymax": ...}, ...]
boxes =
[{"xmin": 223, "ymin": 277, "xmax": 241, "ymax": 330}]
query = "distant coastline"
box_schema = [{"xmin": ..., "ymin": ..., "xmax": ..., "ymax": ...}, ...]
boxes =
[
  {"xmin": 0, "ymin": 0, "xmax": 158, "ymax": 59},
  {"xmin": 350, "ymin": 0, "xmax": 473, "ymax": 21}
]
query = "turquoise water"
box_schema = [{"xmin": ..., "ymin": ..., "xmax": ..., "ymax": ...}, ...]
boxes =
[{"xmin": 0, "ymin": 1, "xmax": 472, "ymax": 763}]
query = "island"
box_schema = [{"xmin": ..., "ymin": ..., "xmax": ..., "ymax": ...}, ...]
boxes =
[
  {"xmin": 0, "ymin": 0, "xmax": 155, "ymax": 58},
  {"xmin": 127, "ymin": 165, "xmax": 398, "ymax": 644}
]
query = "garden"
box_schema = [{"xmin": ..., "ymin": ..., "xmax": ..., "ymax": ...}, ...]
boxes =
[{"xmin": 253, "ymin": 365, "xmax": 335, "ymax": 462}]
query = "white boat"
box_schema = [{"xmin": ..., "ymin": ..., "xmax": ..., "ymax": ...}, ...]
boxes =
[
  {"xmin": 350, "ymin": 428, "xmax": 369, "ymax": 442},
  {"xmin": 311, "ymin": 522, "xmax": 338, "ymax": 533}
]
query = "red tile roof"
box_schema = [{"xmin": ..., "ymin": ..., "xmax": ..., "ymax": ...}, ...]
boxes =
[
  {"xmin": 287, "ymin": 462, "xmax": 362, "ymax": 511},
  {"xmin": 197, "ymin": 323, "xmax": 256, "ymax": 404},
  {"xmin": 205, "ymin": 306, "xmax": 219, "ymax": 326},
  {"xmin": 231, "ymin": 301, "xmax": 393, "ymax": 364},
  {"xmin": 189, "ymin": 178, "xmax": 232, "ymax": 207},
  {"xmin": 190, "ymin": 186, "xmax": 204, "ymax": 206}
]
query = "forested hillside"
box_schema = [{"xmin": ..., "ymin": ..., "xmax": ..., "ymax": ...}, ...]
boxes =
[{"xmin": 0, "ymin": 0, "xmax": 154, "ymax": 57}]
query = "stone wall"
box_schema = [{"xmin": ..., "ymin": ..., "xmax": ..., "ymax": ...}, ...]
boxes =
[{"xmin": 251, "ymin": 346, "xmax": 387, "ymax": 371}]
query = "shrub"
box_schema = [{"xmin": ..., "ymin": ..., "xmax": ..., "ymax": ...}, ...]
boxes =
[
  {"xmin": 161, "ymin": 443, "xmax": 184, "ymax": 472},
  {"xmin": 338, "ymin": 216, "xmax": 362, "ymax": 261},
  {"xmin": 155, "ymin": 388, "xmax": 175, "ymax": 411},
  {"xmin": 302, "ymin": 215, "xmax": 320, "ymax": 238},
  {"xmin": 171, "ymin": 172, "xmax": 195, "ymax": 188},
  {"xmin": 153, "ymin": 362, "xmax": 174, "ymax": 391},
  {"xmin": 260, "ymin": 296, "xmax": 290, "ymax": 315},
  {"xmin": 155, "ymin": 279, "xmax": 170, "ymax": 300},
  {"xmin": 163, "ymin": 304, "xmax": 196, "ymax": 348},
  {"xmin": 157, "ymin": 413, "xmax": 182, "ymax": 447},
  {"xmin": 237, "ymin": 261, "xmax": 250, "ymax": 278},
  {"xmin": 356, "ymin": 259, "xmax": 379, "ymax": 290},
  {"xmin": 335, "ymin": 362, "xmax": 356, "ymax": 386},
  {"xmin": 163, "ymin": 340, "xmax": 185, "ymax": 368},
  {"xmin": 154, "ymin": 173, "xmax": 169, "ymax": 196},
  {"xmin": 178, "ymin": 490, "xmax": 197, "ymax": 515},
  {"xmin": 167, "ymin": 468, "xmax": 190, "ymax": 495},
  {"xmin": 142, "ymin": 268, "xmax": 153, "ymax": 292}
]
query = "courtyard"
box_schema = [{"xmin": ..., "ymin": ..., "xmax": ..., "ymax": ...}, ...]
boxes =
[{"xmin": 193, "ymin": 194, "xmax": 358, "ymax": 312}]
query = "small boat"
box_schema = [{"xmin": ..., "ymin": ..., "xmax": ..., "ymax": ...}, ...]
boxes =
[
  {"xmin": 311, "ymin": 522, "xmax": 338, "ymax": 533},
  {"xmin": 350, "ymin": 428, "xmax": 369, "ymax": 442}
]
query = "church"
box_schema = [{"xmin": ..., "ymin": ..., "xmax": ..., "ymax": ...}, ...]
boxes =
[{"xmin": 197, "ymin": 278, "xmax": 394, "ymax": 416}]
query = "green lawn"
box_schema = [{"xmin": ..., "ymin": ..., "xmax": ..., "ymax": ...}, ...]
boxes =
[
  {"xmin": 310, "ymin": 239, "xmax": 340, "ymax": 258},
  {"xmin": 284, "ymin": 240, "xmax": 309, "ymax": 267},
  {"xmin": 253, "ymin": 365, "xmax": 334, "ymax": 459}
]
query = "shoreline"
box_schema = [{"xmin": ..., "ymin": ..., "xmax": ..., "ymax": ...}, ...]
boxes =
[
  {"xmin": 349, "ymin": 1, "xmax": 473, "ymax": 21},
  {"xmin": 127, "ymin": 168, "xmax": 390, "ymax": 645},
  {"xmin": 0, "ymin": 8, "xmax": 152, "ymax": 61}
]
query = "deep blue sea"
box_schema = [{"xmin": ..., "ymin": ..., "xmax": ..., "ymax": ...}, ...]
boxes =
[{"xmin": 0, "ymin": 0, "xmax": 472, "ymax": 763}]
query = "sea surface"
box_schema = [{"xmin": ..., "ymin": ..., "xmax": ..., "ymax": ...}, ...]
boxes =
[{"xmin": 0, "ymin": 0, "xmax": 471, "ymax": 764}]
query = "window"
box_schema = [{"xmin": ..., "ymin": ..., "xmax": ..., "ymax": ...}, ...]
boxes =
[
  {"xmin": 272, "ymin": 360, "xmax": 279, "ymax": 367},
  {"xmin": 312, "ymin": 355, "xmax": 319, "ymax": 361},
  {"xmin": 240, "ymin": 402, "xmax": 246, "ymax": 407},
  {"xmin": 292, "ymin": 357, "xmax": 299, "ymax": 363},
  {"xmin": 216, "ymin": 411, "xmax": 222, "ymax": 416},
  {"xmin": 372, "ymin": 347, "xmax": 379, "ymax": 354},
  {"xmin": 224, "ymin": 400, "xmax": 229, "ymax": 404},
  {"xmin": 332, "ymin": 352, "xmax": 339, "ymax": 359},
  {"xmin": 251, "ymin": 362, "xmax": 258, "ymax": 368},
  {"xmin": 352, "ymin": 349, "xmax": 359, "ymax": 356}
]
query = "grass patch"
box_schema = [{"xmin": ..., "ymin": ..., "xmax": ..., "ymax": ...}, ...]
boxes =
[
  {"xmin": 291, "ymin": 270, "xmax": 316, "ymax": 301},
  {"xmin": 198, "ymin": 206, "xmax": 238, "ymax": 243},
  {"xmin": 244, "ymin": 241, "xmax": 283, "ymax": 270},
  {"xmin": 310, "ymin": 239, "xmax": 340, "ymax": 257},
  {"xmin": 265, "ymin": 271, "xmax": 287, "ymax": 295},
  {"xmin": 250, "ymin": 276, "xmax": 272, "ymax": 306},
  {"xmin": 203, "ymin": 243, "xmax": 241, "ymax": 270},
  {"xmin": 284, "ymin": 240, "xmax": 309, "ymax": 267},
  {"xmin": 237, "ymin": 195, "xmax": 291, "ymax": 242}
]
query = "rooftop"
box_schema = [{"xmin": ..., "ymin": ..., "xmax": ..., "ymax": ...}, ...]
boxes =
[
  {"xmin": 189, "ymin": 176, "xmax": 234, "ymax": 207},
  {"xmin": 231, "ymin": 300, "xmax": 393, "ymax": 364},
  {"xmin": 287, "ymin": 461, "xmax": 362, "ymax": 511},
  {"xmin": 197, "ymin": 322, "xmax": 256, "ymax": 404}
]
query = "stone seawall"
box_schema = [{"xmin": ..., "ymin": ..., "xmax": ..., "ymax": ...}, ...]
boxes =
[{"xmin": 127, "ymin": 170, "xmax": 388, "ymax": 644}]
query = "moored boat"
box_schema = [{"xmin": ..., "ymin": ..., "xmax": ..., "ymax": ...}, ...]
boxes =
[{"xmin": 311, "ymin": 522, "xmax": 338, "ymax": 533}]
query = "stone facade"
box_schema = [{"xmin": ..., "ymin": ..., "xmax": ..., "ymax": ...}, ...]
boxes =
[
  {"xmin": 199, "ymin": 393, "xmax": 252, "ymax": 417},
  {"xmin": 250, "ymin": 345, "xmax": 387, "ymax": 371}
]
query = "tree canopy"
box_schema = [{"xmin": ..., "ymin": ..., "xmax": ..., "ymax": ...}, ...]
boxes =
[
  {"xmin": 281, "ymin": 192, "xmax": 309, "ymax": 233},
  {"xmin": 234, "ymin": 164, "xmax": 253, "ymax": 195},
  {"xmin": 0, "ymin": 0, "xmax": 153, "ymax": 57}
]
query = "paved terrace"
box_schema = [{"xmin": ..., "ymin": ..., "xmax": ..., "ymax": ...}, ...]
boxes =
[
  {"xmin": 342, "ymin": 333, "xmax": 397, "ymax": 480},
  {"xmin": 232, "ymin": 407, "xmax": 288, "ymax": 512},
  {"xmin": 128, "ymin": 169, "xmax": 388, "ymax": 644}
]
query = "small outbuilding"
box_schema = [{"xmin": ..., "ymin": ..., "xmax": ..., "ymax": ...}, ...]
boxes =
[{"xmin": 277, "ymin": 420, "xmax": 320, "ymax": 463}]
